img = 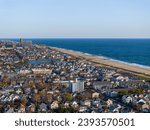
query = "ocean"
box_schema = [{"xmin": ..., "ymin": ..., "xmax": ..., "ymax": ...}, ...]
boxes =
[{"xmin": 4, "ymin": 38, "xmax": 150, "ymax": 69}]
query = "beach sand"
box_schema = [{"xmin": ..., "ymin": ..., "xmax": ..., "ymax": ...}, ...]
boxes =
[{"xmin": 53, "ymin": 48, "xmax": 150, "ymax": 77}]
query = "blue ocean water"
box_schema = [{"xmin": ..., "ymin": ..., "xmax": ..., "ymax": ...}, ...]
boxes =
[{"xmin": 4, "ymin": 38, "xmax": 150, "ymax": 68}]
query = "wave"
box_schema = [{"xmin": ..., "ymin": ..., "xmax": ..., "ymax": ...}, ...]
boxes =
[
  {"xmin": 50, "ymin": 46, "xmax": 150, "ymax": 70},
  {"xmin": 104, "ymin": 58, "xmax": 150, "ymax": 69}
]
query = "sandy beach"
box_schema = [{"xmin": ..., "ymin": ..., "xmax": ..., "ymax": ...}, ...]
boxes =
[{"xmin": 53, "ymin": 48, "xmax": 150, "ymax": 77}]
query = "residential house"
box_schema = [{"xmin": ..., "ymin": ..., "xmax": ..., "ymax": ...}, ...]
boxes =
[
  {"xmin": 107, "ymin": 99, "xmax": 113, "ymax": 107},
  {"xmin": 27, "ymin": 104, "xmax": 36, "ymax": 113},
  {"xmin": 122, "ymin": 96, "xmax": 132, "ymax": 104},
  {"xmin": 19, "ymin": 104, "xmax": 26, "ymax": 113},
  {"xmin": 39, "ymin": 103, "xmax": 47, "ymax": 112},
  {"xmin": 80, "ymin": 100, "xmax": 91, "ymax": 107},
  {"xmin": 51, "ymin": 101, "xmax": 59, "ymax": 109},
  {"xmin": 70, "ymin": 101, "xmax": 78, "ymax": 108},
  {"xmin": 93, "ymin": 81, "xmax": 112, "ymax": 92},
  {"xmin": 92, "ymin": 92, "xmax": 99, "ymax": 98},
  {"xmin": 79, "ymin": 106, "xmax": 87, "ymax": 113}
]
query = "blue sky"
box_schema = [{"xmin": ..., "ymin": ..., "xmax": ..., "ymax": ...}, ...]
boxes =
[{"xmin": 0, "ymin": 0, "xmax": 150, "ymax": 38}]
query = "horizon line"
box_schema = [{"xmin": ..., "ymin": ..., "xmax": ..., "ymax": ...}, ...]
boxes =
[{"xmin": 1, "ymin": 37, "xmax": 150, "ymax": 39}]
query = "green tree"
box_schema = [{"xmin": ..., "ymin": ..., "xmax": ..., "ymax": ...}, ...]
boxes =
[
  {"xmin": 64, "ymin": 93, "xmax": 72, "ymax": 102},
  {"xmin": 129, "ymin": 88, "xmax": 143, "ymax": 94},
  {"xmin": 118, "ymin": 90, "xmax": 129, "ymax": 96}
]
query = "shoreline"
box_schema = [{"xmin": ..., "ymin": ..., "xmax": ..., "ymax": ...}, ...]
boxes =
[{"xmin": 51, "ymin": 47, "xmax": 150, "ymax": 77}]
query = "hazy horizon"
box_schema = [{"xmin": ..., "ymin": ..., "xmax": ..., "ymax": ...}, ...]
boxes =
[
  {"xmin": 1, "ymin": 38, "xmax": 150, "ymax": 39},
  {"xmin": 0, "ymin": 0, "xmax": 150, "ymax": 38}
]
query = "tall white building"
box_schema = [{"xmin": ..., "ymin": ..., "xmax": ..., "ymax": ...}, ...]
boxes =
[{"xmin": 69, "ymin": 79, "xmax": 84, "ymax": 93}]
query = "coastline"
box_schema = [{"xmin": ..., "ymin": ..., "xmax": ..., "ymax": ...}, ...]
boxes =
[{"xmin": 52, "ymin": 47, "xmax": 150, "ymax": 77}]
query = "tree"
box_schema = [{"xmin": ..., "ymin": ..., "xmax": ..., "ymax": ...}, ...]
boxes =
[
  {"xmin": 2, "ymin": 75, "xmax": 11, "ymax": 86},
  {"xmin": 64, "ymin": 93, "xmax": 72, "ymax": 102},
  {"xmin": 36, "ymin": 81, "xmax": 46, "ymax": 91},
  {"xmin": 33, "ymin": 94, "xmax": 41, "ymax": 103},
  {"xmin": 129, "ymin": 88, "xmax": 144, "ymax": 95},
  {"xmin": 118, "ymin": 90, "xmax": 129, "ymax": 96},
  {"xmin": 28, "ymin": 81, "xmax": 35, "ymax": 88}
]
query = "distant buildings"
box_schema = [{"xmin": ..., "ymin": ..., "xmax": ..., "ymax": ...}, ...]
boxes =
[
  {"xmin": 20, "ymin": 38, "xmax": 32, "ymax": 46},
  {"xmin": 32, "ymin": 68, "xmax": 52, "ymax": 75},
  {"xmin": 20, "ymin": 38, "xmax": 23, "ymax": 44}
]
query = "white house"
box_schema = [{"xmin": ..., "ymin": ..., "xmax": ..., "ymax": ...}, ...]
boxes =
[
  {"xmin": 51, "ymin": 101, "xmax": 59, "ymax": 109},
  {"xmin": 122, "ymin": 96, "xmax": 132, "ymax": 104},
  {"xmin": 80, "ymin": 100, "xmax": 91, "ymax": 107}
]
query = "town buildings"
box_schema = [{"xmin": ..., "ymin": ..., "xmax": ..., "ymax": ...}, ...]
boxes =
[{"xmin": 0, "ymin": 40, "xmax": 150, "ymax": 113}]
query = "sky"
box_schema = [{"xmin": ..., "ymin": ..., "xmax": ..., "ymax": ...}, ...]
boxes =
[{"xmin": 0, "ymin": 0, "xmax": 150, "ymax": 38}]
